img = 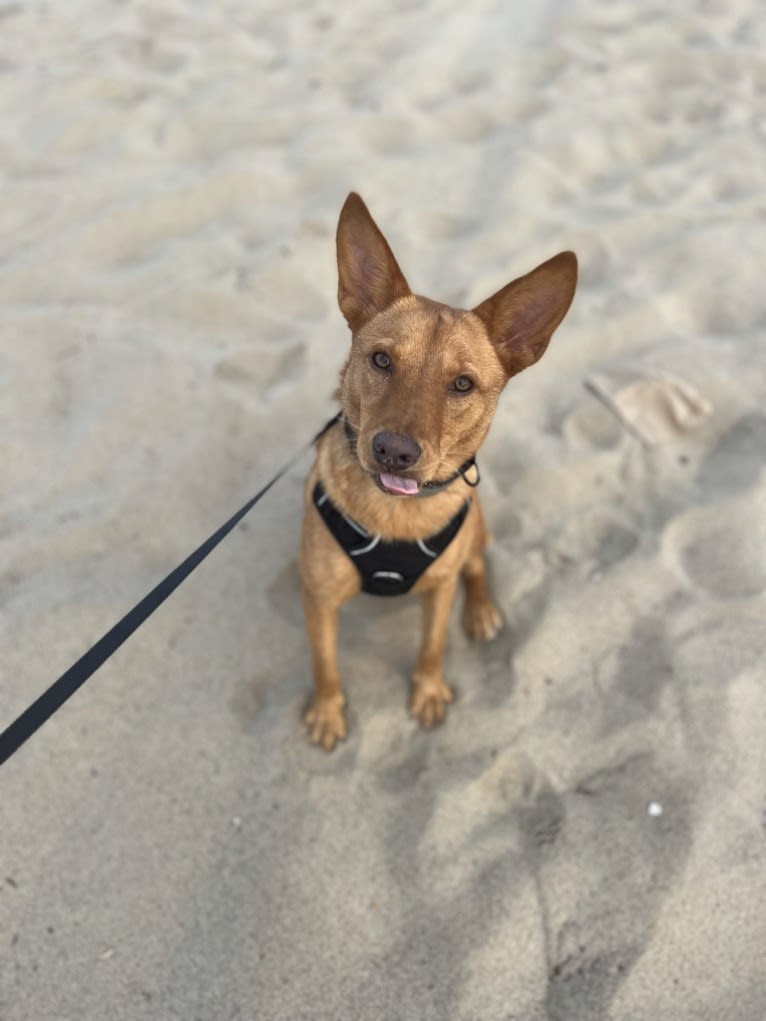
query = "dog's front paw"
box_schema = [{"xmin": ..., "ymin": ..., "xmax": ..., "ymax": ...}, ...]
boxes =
[
  {"xmin": 463, "ymin": 593, "xmax": 502, "ymax": 642},
  {"xmin": 304, "ymin": 694, "xmax": 347, "ymax": 751},
  {"xmin": 410, "ymin": 675, "xmax": 453, "ymax": 729}
]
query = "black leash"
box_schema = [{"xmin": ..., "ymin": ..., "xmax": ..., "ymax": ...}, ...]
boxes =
[{"xmin": 0, "ymin": 413, "xmax": 341, "ymax": 767}]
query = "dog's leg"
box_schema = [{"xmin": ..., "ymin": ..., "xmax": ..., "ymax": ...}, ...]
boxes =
[
  {"xmin": 302, "ymin": 587, "xmax": 347, "ymax": 751},
  {"xmin": 411, "ymin": 577, "xmax": 459, "ymax": 728},
  {"xmin": 462, "ymin": 501, "xmax": 502, "ymax": 641}
]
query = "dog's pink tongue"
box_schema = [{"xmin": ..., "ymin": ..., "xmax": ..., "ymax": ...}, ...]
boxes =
[{"xmin": 380, "ymin": 473, "xmax": 419, "ymax": 496}]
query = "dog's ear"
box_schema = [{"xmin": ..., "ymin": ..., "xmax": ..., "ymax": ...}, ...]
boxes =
[
  {"xmin": 336, "ymin": 193, "xmax": 411, "ymax": 332},
  {"xmin": 472, "ymin": 251, "xmax": 577, "ymax": 378}
]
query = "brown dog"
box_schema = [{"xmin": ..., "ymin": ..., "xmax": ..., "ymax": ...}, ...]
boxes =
[{"xmin": 301, "ymin": 193, "xmax": 577, "ymax": 750}]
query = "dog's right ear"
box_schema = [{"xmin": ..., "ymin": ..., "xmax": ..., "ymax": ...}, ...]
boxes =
[{"xmin": 336, "ymin": 193, "xmax": 411, "ymax": 333}]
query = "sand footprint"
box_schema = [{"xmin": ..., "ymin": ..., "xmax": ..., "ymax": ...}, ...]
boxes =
[
  {"xmin": 696, "ymin": 412, "xmax": 766, "ymax": 497},
  {"xmin": 562, "ymin": 395, "xmax": 623, "ymax": 450},
  {"xmin": 356, "ymin": 114, "xmax": 419, "ymax": 157},
  {"xmin": 550, "ymin": 507, "xmax": 639, "ymax": 577},
  {"xmin": 214, "ymin": 342, "xmax": 306, "ymax": 402},
  {"xmin": 662, "ymin": 487, "xmax": 766, "ymax": 599},
  {"xmin": 397, "ymin": 208, "xmax": 479, "ymax": 245}
]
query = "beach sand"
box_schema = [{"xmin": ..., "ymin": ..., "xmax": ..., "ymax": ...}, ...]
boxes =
[{"xmin": 2, "ymin": 1, "xmax": 765, "ymax": 1018}]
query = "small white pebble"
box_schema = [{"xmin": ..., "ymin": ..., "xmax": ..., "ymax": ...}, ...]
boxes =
[
  {"xmin": 232, "ymin": 816, "xmax": 241, "ymax": 828},
  {"xmin": 648, "ymin": 801, "xmax": 663, "ymax": 817},
  {"xmin": 98, "ymin": 947, "xmax": 116, "ymax": 961}
]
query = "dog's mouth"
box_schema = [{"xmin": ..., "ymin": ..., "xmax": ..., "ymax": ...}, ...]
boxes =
[{"xmin": 376, "ymin": 472, "xmax": 420, "ymax": 497}]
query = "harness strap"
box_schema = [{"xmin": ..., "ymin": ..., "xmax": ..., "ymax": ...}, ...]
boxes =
[{"xmin": 312, "ymin": 481, "xmax": 470, "ymax": 596}]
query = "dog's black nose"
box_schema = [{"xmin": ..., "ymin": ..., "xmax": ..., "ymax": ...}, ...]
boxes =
[{"xmin": 372, "ymin": 431, "xmax": 421, "ymax": 470}]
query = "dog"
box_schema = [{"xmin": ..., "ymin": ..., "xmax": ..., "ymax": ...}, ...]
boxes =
[{"xmin": 300, "ymin": 193, "xmax": 577, "ymax": 750}]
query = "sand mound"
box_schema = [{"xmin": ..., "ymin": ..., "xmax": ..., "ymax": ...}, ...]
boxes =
[{"xmin": 2, "ymin": 2, "xmax": 764, "ymax": 1019}]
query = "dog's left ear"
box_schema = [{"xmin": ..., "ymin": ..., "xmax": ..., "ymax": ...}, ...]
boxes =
[
  {"xmin": 336, "ymin": 192, "xmax": 411, "ymax": 333},
  {"xmin": 472, "ymin": 251, "xmax": 578, "ymax": 378}
]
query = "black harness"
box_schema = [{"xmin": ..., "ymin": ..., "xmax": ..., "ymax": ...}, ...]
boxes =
[{"xmin": 313, "ymin": 482, "xmax": 471, "ymax": 596}]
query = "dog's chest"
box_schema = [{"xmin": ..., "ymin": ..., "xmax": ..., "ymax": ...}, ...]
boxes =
[{"xmin": 312, "ymin": 482, "xmax": 470, "ymax": 596}]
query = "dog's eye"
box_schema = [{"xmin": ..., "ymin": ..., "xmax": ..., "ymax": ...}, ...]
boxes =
[
  {"xmin": 450, "ymin": 375, "xmax": 473, "ymax": 394},
  {"xmin": 371, "ymin": 351, "xmax": 392, "ymax": 371}
]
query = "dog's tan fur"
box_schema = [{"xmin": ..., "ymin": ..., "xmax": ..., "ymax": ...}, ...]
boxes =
[{"xmin": 301, "ymin": 193, "xmax": 577, "ymax": 749}]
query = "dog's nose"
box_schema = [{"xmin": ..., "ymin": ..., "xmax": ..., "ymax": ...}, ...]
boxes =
[{"xmin": 371, "ymin": 431, "xmax": 422, "ymax": 470}]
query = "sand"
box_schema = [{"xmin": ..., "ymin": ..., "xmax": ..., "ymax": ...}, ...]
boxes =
[{"xmin": 2, "ymin": 1, "xmax": 765, "ymax": 1018}]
